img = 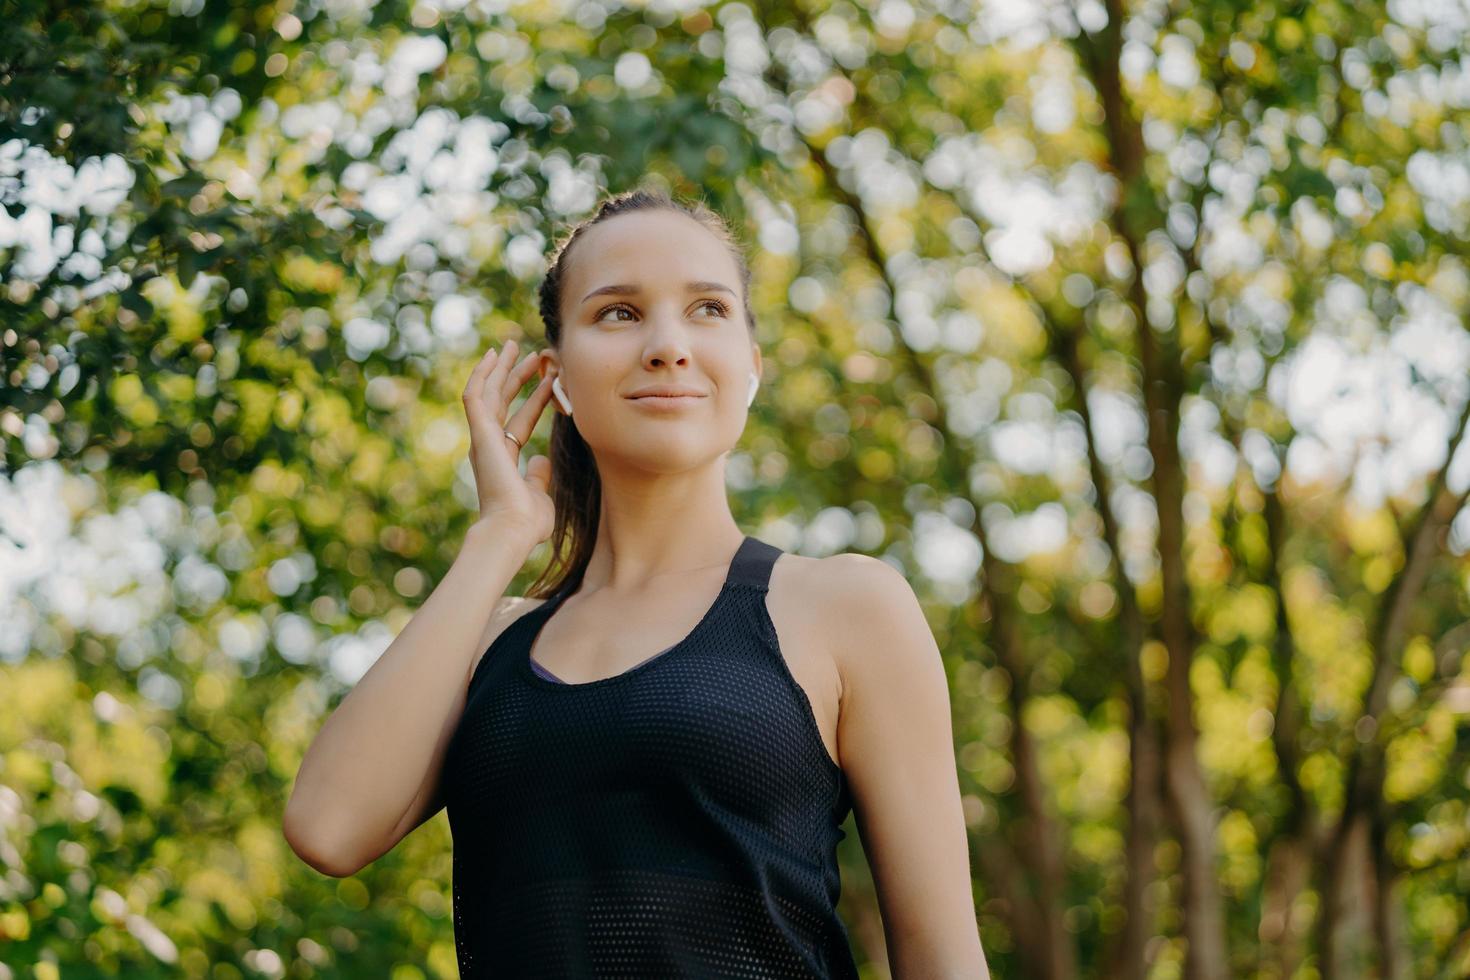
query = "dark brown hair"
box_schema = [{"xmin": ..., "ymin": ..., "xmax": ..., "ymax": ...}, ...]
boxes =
[{"xmin": 523, "ymin": 187, "xmax": 757, "ymax": 599}]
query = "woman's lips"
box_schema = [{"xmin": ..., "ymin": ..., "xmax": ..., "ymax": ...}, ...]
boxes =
[{"xmin": 628, "ymin": 394, "xmax": 705, "ymax": 408}]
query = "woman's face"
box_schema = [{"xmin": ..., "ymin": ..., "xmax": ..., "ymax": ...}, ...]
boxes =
[{"xmin": 544, "ymin": 209, "xmax": 762, "ymax": 474}]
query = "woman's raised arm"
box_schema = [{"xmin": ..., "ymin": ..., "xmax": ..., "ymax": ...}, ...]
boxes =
[
  {"xmin": 284, "ymin": 338, "xmax": 561, "ymax": 877},
  {"xmin": 281, "ymin": 518, "xmax": 538, "ymax": 877}
]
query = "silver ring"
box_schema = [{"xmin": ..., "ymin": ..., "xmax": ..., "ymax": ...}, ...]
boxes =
[{"xmin": 502, "ymin": 429, "xmax": 523, "ymax": 450}]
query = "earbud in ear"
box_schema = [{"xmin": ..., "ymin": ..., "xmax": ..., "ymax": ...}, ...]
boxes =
[
  {"xmin": 552, "ymin": 374, "xmax": 573, "ymax": 415},
  {"xmin": 746, "ymin": 371, "xmax": 759, "ymax": 408}
]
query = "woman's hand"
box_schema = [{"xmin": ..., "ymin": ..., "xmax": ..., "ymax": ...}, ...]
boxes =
[{"xmin": 461, "ymin": 338, "xmax": 558, "ymax": 545}]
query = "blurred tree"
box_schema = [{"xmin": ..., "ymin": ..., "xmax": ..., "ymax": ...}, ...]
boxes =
[{"xmin": 4, "ymin": 0, "xmax": 1469, "ymax": 978}]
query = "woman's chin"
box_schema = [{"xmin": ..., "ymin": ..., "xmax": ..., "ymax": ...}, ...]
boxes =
[{"xmin": 607, "ymin": 437, "xmax": 730, "ymax": 474}]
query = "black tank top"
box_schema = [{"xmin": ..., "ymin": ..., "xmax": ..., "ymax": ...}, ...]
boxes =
[{"xmin": 442, "ymin": 534, "xmax": 859, "ymax": 978}]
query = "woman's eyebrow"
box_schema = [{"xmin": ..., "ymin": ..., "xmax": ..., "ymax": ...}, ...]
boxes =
[{"xmin": 580, "ymin": 281, "xmax": 735, "ymax": 304}]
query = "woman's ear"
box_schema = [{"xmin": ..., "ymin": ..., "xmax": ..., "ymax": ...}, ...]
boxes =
[{"xmin": 540, "ymin": 355, "xmax": 571, "ymax": 416}]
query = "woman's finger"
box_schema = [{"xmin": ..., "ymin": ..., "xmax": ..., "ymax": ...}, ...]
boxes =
[
  {"xmin": 499, "ymin": 349, "xmax": 545, "ymax": 416},
  {"xmin": 461, "ymin": 345, "xmax": 500, "ymax": 433},
  {"xmin": 485, "ymin": 344, "xmax": 541, "ymax": 434},
  {"xmin": 480, "ymin": 338, "xmax": 518, "ymax": 415},
  {"xmin": 462, "ymin": 345, "xmax": 497, "ymax": 400},
  {"xmin": 504, "ymin": 368, "xmax": 556, "ymax": 449}
]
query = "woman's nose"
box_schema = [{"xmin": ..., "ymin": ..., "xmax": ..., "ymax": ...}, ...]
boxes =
[{"xmin": 641, "ymin": 318, "xmax": 693, "ymax": 365}]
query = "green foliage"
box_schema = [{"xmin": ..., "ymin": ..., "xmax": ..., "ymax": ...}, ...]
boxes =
[{"xmin": 4, "ymin": 0, "xmax": 1470, "ymax": 978}]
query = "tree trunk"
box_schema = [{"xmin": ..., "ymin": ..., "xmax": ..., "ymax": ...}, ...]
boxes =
[
  {"xmin": 1055, "ymin": 323, "xmax": 1162, "ymax": 980},
  {"xmin": 974, "ymin": 553, "xmax": 1078, "ymax": 980},
  {"xmin": 1319, "ymin": 814, "xmax": 1375, "ymax": 977},
  {"xmin": 1372, "ymin": 809, "xmax": 1407, "ymax": 980},
  {"xmin": 1317, "ymin": 393, "xmax": 1470, "ymax": 974},
  {"xmin": 1074, "ymin": 6, "xmax": 1231, "ymax": 973},
  {"xmin": 1258, "ymin": 833, "xmax": 1314, "ymax": 979},
  {"xmin": 1257, "ymin": 467, "xmax": 1318, "ymax": 978}
]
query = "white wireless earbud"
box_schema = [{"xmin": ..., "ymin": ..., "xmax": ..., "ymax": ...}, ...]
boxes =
[
  {"xmin": 746, "ymin": 371, "xmax": 759, "ymax": 408},
  {"xmin": 552, "ymin": 374, "xmax": 573, "ymax": 415}
]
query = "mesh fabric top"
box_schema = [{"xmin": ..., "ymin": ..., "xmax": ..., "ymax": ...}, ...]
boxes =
[{"xmin": 442, "ymin": 534, "xmax": 859, "ymax": 978}]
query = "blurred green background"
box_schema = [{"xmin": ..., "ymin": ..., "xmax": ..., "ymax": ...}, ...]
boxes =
[{"xmin": 4, "ymin": 0, "xmax": 1470, "ymax": 977}]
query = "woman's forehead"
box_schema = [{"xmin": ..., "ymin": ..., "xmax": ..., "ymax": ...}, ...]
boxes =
[{"xmin": 571, "ymin": 211, "xmax": 737, "ymax": 280}]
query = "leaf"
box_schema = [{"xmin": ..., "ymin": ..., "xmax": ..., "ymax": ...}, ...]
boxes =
[
  {"xmin": 120, "ymin": 287, "xmax": 153, "ymax": 319},
  {"xmin": 160, "ymin": 174, "xmax": 207, "ymax": 199}
]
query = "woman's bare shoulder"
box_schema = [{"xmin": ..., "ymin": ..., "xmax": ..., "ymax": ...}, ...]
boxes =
[
  {"xmin": 768, "ymin": 551, "xmax": 868, "ymax": 662},
  {"xmin": 775, "ymin": 550, "xmax": 902, "ymax": 612},
  {"xmin": 776, "ymin": 551, "xmax": 911, "ymax": 660}
]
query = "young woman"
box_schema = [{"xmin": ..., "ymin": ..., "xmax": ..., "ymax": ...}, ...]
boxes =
[{"xmin": 284, "ymin": 189, "xmax": 988, "ymax": 977}]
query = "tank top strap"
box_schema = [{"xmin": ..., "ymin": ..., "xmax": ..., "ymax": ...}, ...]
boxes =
[
  {"xmin": 537, "ymin": 535, "xmax": 774, "ymax": 614},
  {"xmin": 727, "ymin": 534, "xmax": 782, "ymax": 591}
]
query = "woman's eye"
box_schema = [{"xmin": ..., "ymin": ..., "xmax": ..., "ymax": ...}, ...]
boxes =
[{"xmin": 594, "ymin": 300, "xmax": 729, "ymax": 321}]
